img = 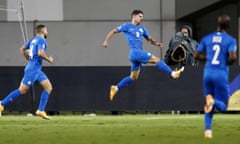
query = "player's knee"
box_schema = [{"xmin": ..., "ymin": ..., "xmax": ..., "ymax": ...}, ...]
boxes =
[
  {"xmin": 149, "ymin": 55, "xmax": 160, "ymax": 64},
  {"xmin": 130, "ymin": 75, "xmax": 139, "ymax": 80},
  {"xmin": 41, "ymin": 80, "xmax": 53, "ymax": 93},
  {"xmin": 46, "ymin": 85, "xmax": 53, "ymax": 93},
  {"xmin": 43, "ymin": 84, "xmax": 53, "ymax": 94},
  {"xmin": 19, "ymin": 88, "xmax": 28, "ymax": 95},
  {"xmin": 18, "ymin": 83, "xmax": 30, "ymax": 94}
]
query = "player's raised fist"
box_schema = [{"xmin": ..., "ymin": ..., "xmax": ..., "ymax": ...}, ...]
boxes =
[{"xmin": 102, "ymin": 41, "xmax": 108, "ymax": 48}]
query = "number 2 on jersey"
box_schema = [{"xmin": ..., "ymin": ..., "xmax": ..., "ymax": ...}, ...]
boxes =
[{"xmin": 211, "ymin": 44, "xmax": 220, "ymax": 65}]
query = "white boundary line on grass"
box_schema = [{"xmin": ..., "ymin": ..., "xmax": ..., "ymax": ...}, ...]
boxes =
[
  {"xmin": 144, "ymin": 115, "xmax": 200, "ymax": 120},
  {"xmin": 0, "ymin": 124, "xmax": 126, "ymax": 127}
]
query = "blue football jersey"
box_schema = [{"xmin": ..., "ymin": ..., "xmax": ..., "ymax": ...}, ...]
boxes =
[
  {"xmin": 24, "ymin": 36, "xmax": 48, "ymax": 71},
  {"xmin": 116, "ymin": 23, "xmax": 150, "ymax": 50},
  {"xmin": 197, "ymin": 32, "xmax": 237, "ymax": 72}
]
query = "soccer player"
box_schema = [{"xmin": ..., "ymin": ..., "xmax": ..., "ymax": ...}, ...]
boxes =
[
  {"xmin": 0, "ymin": 24, "xmax": 54, "ymax": 120},
  {"xmin": 102, "ymin": 10, "xmax": 184, "ymax": 101},
  {"xmin": 194, "ymin": 15, "xmax": 237, "ymax": 139}
]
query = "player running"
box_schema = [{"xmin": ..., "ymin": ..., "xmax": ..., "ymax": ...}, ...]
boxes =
[
  {"xmin": 0, "ymin": 24, "xmax": 54, "ymax": 120},
  {"xmin": 102, "ymin": 10, "xmax": 184, "ymax": 101},
  {"xmin": 194, "ymin": 15, "xmax": 237, "ymax": 139}
]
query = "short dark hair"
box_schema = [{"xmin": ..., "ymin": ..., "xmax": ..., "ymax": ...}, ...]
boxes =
[
  {"xmin": 36, "ymin": 24, "xmax": 46, "ymax": 33},
  {"xmin": 217, "ymin": 15, "xmax": 230, "ymax": 30},
  {"xmin": 131, "ymin": 10, "xmax": 144, "ymax": 18}
]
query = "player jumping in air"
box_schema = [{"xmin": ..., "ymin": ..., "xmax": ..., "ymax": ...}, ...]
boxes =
[
  {"xmin": 102, "ymin": 10, "xmax": 184, "ymax": 101},
  {"xmin": 0, "ymin": 24, "xmax": 54, "ymax": 120},
  {"xmin": 194, "ymin": 15, "xmax": 237, "ymax": 139}
]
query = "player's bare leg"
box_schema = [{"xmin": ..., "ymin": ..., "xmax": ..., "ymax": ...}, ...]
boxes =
[
  {"xmin": 35, "ymin": 79, "xmax": 52, "ymax": 120},
  {"xmin": 0, "ymin": 83, "xmax": 29, "ymax": 113},
  {"xmin": 204, "ymin": 94, "xmax": 214, "ymax": 138},
  {"xmin": 19, "ymin": 83, "xmax": 31, "ymax": 95},
  {"xmin": 204, "ymin": 94, "xmax": 215, "ymax": 113},
  {"xmin": 149, "ymin": 55, "xmax": 184, "ymax": 79}
]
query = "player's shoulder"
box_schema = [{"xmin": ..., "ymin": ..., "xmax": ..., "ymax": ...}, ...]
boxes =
[
  {"xmin": 210, "ymin": 32, "xmax": 235, "ymax": 40},
  {"xmin": 201, "ymin": 32, "xmax": 214, "ymax": 42},
  {"xmin": 26, "ymin": 38, "xmax": 34, "ymax": 44},
  {"xmin": 202, "ymin": 32, "xmax": 225, "ymax": 41},
  {"xmin": 205, "ymin": 32, "xmax": 216, "ymax": 38},
  {"xmin": 222, "ymin": 32, "xmax": 236, "ymax": 41},
  {"xmin": 116, "ymin": 22, "xmax": 131, "ymax": 30},
  {"xmin": 120, "ymin": 22, "xmax": 132, "ymax": 27}
]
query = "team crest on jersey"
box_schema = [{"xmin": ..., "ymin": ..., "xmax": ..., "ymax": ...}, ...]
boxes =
[
  {"xmin": 117, "ymin": 25, "xmax": 122, "ymax": 30},
  {"xmin": 27, "ymin": 81, "xmax": 32, "ymax": 85},
  {"xmin": 139, "ymin": 28, "xmax": 143, "ymax": 33}
]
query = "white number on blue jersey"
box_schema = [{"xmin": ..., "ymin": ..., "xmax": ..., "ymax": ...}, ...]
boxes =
[
  {"xmin": 29, "ymin": 44, "xmax": 34, "ymax": 59},
  {"xmin": 211, "ymin": 44, "xmax": 220, "ymax": 65},
  {"xmin": 29, "ymin": 39, "xmax": 37, "ymax": 59},
  {"xmin": 136, "ymin": 32, "xmax": 140, "ymax": 38}
]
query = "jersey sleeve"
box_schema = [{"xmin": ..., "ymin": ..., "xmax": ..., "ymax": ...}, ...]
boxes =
[
  {"xmin": 115, "ymin": 23, "xmax": 128, "ymax": 33},
  {"xmin": 228, "ymin": 38, "xmax": 237, "ymax": 52},
  {"xmin": 142, "ymin": 27, "xmax": 150, "ymax": 39},
  {"xmin": 37, "ymin": 39, "xmax": 47, "ymax": 51},
  {"xmin": 197, "ymin": 38, "xmax": 206, "ymax": 53},
  {"xmin": 24, "ymin": 40, "xmax": 31, "ymax": 49}
]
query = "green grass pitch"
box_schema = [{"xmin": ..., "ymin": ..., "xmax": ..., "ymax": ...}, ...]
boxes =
[{"xmin": 0, "ymin": 114, "xmax": 239, "ymax": 144}]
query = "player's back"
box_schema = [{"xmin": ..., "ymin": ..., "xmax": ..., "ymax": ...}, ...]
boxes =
[
  {"xmin": 202, "ymin": 32, "xmax": 236, "ymax": 72},
  {"xmin": 25, "ymin": 36, "xmax": 47, "ymax": 72}
]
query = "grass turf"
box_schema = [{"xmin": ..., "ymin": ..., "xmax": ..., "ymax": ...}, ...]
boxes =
[{"xmin": 0, "ymin": 114, "xmax": 240, "ymax": 144}]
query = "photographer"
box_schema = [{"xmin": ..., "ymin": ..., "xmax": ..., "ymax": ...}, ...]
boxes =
[{"xmin": 164, "ymin": 25, "xmax": 199, "ymax": 66}]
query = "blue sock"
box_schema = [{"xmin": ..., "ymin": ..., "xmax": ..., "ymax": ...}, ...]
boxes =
[
  {"xmin": 1, "ymin": 89, "xmax": 21, "ymax": 106},
  {"xmin": 215, "ymin": 99, "xmax": 227, "ymax": 112},
  {"xmin": 38, "ymin": 91, "xmax": 50, "ymax": 111},
  {"xmin": 156, "ymin": 60, "xmax": 172, "ymax": 75},
  {"xmin": 117, "ymin": 76, "xmax": 133, "ymax": 90},
  {"xmin": 204, "ymin": 111, "xmax": 213, "ymax": 130}
]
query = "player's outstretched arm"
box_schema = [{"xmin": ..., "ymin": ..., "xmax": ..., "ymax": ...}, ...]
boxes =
[
  {"xmin": 19, "ymin": 45, "xmax": 30, "ymax": 63},
  {"xmin": 146, "ymin": 37, "xmax": 163, "ymax": 48},
  {"xmin": 38, "ymin": 49, "xmax": 54, "ymax": 63},
  {"xmin": 102, "ymin": 29, "xmax": 118, "ymax": 48}
]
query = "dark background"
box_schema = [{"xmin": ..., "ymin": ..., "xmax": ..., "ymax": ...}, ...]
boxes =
[{"xmin": 0, "ymin": 65, "xmax": 239, "ymax": 113}]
